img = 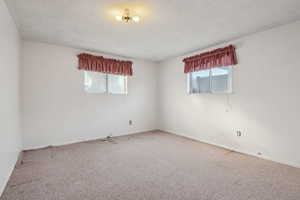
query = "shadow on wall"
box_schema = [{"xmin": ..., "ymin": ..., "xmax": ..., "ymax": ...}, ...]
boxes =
[{"xmin": 175, "ymin": 93, "xmax": 275, "ymax": 160}]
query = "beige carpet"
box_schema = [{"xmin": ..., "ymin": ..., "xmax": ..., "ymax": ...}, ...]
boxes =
[{"xmin": 1, "ymin": 131, "xmax": 300, "ymax": 200}]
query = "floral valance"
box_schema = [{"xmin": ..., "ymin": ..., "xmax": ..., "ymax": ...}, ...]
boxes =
[
  {"xmin": 183, "ymin": 45, "xmax": 237, "ymax": 73},
  {"xmin": 78, "ymin": 53, "xmax": 133, "ymax": 76}
]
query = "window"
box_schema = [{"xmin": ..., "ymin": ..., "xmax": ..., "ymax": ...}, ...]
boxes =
[
  {"xmin": 84, "ymin": 71, "xmax": 128, "ymax": 94},
  {"xmin": 84, "ymin": 71, "xmax": 107, "ymax": 93},
  {"xmin": 188, "ymin": 66, "xmax": 232, "ymax": 94}
]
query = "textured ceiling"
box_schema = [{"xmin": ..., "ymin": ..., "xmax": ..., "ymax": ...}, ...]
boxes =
[{"xmin": 5, "ymin": 0, "xmax": 300, "ymax": 61}]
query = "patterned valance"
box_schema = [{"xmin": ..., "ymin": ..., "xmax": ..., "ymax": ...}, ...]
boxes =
[
  {"xmin": 183, "ymin": 45, "xmax": 237, "ymax": 73},
  {"xmin": 78, "ymin": 53, "xmax": 133, "ymax": 76}
]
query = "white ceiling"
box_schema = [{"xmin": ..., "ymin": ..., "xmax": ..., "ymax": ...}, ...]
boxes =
[{"xmin": 5, "ymin": 0, "xmax": 300, "ymax": 61}]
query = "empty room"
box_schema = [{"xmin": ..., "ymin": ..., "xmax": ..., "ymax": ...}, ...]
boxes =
[{"xmin": 1, "ymin": 0, "xmax": 300, "ymax": 199}]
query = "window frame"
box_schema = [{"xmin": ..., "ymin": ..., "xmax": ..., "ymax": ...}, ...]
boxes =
[
  {"xmin": 187, "ymin": 66, "xmax": 233, "ymax": 95},
  {"xmin": 107, "ymin": 73, "xmax": 128, "ymax": 95},
  {"xmin": 84, "ymin": 71, "xmax": 128, "ymax": 95}
]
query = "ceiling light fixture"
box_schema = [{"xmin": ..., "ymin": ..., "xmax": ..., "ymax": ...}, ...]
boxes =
[{"xmin": 115, "ymin": 8, "xmax": 140, "ymax": 23}]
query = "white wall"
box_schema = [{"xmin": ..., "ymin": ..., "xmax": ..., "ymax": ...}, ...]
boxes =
[
  {"xmin": 158, "ymin": 20, "xmax": 300, "ymax": 168},
  {"xmin": 0, "ymin": 0, "xmax": 22, "ymax": 195},
  {"xmin": 21, "ymin": 41, "xmax": 158, "ymax": 150}
]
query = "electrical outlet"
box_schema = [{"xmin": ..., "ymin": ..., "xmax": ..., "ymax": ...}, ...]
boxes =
[
  {"xmin": 236, "ymin": 130, "xmax": 242, "ymax": 137},
  {"xmin": 129, "ymin": 120, "xmax": 132, "ymax": 125}
]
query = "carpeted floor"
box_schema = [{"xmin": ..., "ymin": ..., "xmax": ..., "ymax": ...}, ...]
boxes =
[{"xmin": 1, "ymin": 131, "xmax": 300, "ymax": 200}]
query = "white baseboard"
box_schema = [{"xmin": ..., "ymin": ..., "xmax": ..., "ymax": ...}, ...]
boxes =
[
  {"xmin": 23, "ymin": 129, "xmax": 158, "ymax": 151},
  {"xmin": 159, "ymin": 129, "xmax": 300, "ymax": 169},
  {"xmin": 0, "ymin": 151, "xmax": 23, "ymax": 198}
]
